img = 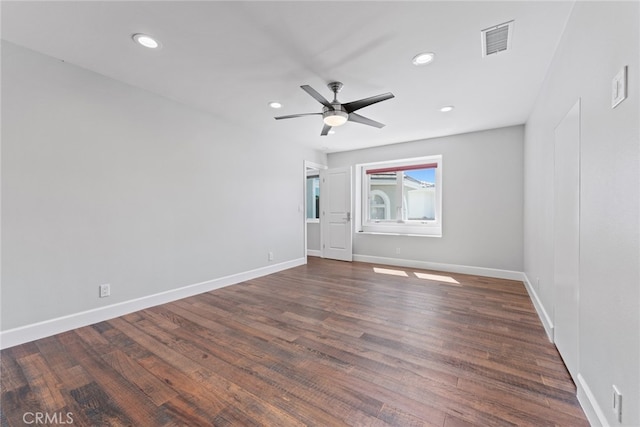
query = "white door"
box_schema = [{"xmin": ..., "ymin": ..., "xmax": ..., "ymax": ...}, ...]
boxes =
[
  {"xmin": 320, "ymin": 167, "xmax": 352, "ymax": 261},
  {"xmin": 553, "ymin": 99, "xmax": 581, "ymax": 381}
]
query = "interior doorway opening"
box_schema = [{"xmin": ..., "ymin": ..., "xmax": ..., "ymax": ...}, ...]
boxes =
[{"xmin": 304, "ymin": 161, "xmax": 326, "ymax": 260}]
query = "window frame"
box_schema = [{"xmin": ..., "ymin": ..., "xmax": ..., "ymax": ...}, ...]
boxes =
[{"xmin": 357, "ymin": 155, "xmax": 443, "ymax": 237}]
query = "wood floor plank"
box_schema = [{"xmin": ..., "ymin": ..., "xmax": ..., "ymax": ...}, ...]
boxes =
[
  {"xmin": 144, "ymin": 321, "xmax": 350, "ymax": 425},
  {"xmin": 100, "ymin": 349, "xmax": 178, "ymax": 406},
  {"xmin": 69, "ymin": 381, "xmax": 136, "ymax": 426},
  {"xmin": 110, "ymin": 316, "xmax": 307, "ymax": 426},
  {"xmin": 1, "ymin": 384, "xmax": 43, "ymax": 427},
  {"xmin": 37, "ymin": 336, "xmax": 93, "ymax": 394},
  {"xmin": 1, "ymin": 258, "xmax": 588, "ymax": 426},
  {"xmin": 16, "ymin": 353, "xmax": 67, "ymax": 413},
  {"xmin": 58, "ymin": 329, "xmax": 176, "ymax": 426},
  {"xmin": 0, "ymin": 348, "xmax": 28, "ymax": 393}
]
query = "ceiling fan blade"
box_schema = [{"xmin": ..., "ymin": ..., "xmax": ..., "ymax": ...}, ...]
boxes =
[
  {"xmin": 274, "ymin": 113, "xmax": 322, "ymax": 120},
  {"xmin": 342, "ymin": 92, "xmax": 394, "ymax": 113},
  {"xmin": 320, "ymin": 124, "xmax": 332, "ymax": 136},
  {"xmin": 301, "ymin": 85, "xmax": 333, "ymax": 108},
  {"xmin": 348, "ymin": 112, "xmax": 385, "ymax": 128}
]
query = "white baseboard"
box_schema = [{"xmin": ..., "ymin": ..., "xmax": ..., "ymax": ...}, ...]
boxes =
[
  {"xmin": 577, "ymin": 373, "xmax": 609, "ymax": 426},
  {"xmin": 522, "ymin": 274, "xmax": 555, "ymax": 342},
  {"xmin": 352, "ymin": 254, "xmax": 525, "ymax": 281},
  {"xmin": 307, "ymin": 249, "xmax": 322, "ymax": 257},
  {"xmin": 0, "ymin": 258, "xmax": 306, "ymax": 350}
]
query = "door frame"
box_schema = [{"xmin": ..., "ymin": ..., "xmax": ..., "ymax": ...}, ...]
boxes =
[{"xmin": 303, "ymin": 160, "xmax": 327, "ymax": 263}]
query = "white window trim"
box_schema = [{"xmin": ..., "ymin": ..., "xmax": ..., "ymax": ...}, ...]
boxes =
[{"xmin": 356, "ymin": 155, "xmax": 442, "ymax": 237}]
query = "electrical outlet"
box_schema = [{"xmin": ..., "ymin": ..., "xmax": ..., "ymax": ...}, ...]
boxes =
[
  {"xmin": 613, "ymin": 385, "xmax": 622, "ymax": 423},
  {"xmin": 99, "ymin": 283, "xmax": 110, "ymax": 298},
  {"xmin": 268, "ymin": 252, "xmax": 274, "ymax": 261},
  {"xmin": 395, "ymin": 247, "xmax": 401, "ymax": 254}
]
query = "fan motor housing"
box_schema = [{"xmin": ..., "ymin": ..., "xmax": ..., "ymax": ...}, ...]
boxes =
[{"xmin": 323, "ymin": 104, "xmax": 347, "ymax": 113}]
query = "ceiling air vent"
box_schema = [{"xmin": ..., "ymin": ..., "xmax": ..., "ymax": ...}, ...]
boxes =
[{"xmin": 481, "ymin": 20, "xmax": 514, "ymax": 57}]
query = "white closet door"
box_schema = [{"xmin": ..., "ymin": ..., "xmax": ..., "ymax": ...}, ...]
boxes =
[{"xmin": 553, "ymin": 99, "xmax": 581, "ymax": 380}]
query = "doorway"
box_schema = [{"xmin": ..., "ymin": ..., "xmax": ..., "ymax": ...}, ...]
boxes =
[
  {"xmin": 303, "ymin": 161, "xmax": 353, "ymax": 262},
  {"xmin": 304, "ymin": 161, "xmax": 326, "ymax": 260}
]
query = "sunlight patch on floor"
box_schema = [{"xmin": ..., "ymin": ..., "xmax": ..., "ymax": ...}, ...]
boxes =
[
  {"xmin": 414, "ymin": 272, "xmax": 460, "ymax": 285},
  {"xmin": 373, "ymin": 267, "xmax": 409, "ymax": 277},
  {"xmin": 372, "ymin": 267, "xmax": 460, "ymax": 285}
]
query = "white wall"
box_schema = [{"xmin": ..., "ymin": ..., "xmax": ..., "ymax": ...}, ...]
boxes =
[
  {"xmin": 1, "ymin": 41, "xmax": 325, "ymax": 335},
  {"xmin": 524, "ymin": 2, "xmax": 639, "ymax": 425},
  {"xmin": 328, "ymin": 125, "xmax": 524, "ymax": 273}
]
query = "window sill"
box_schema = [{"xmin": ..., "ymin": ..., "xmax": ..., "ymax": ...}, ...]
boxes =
[{"xmin": 357, "ymin": 230, "xmax": 442, "ymax": 238}]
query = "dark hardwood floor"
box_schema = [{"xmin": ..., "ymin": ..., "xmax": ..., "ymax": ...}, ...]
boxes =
[{"xmin": 1, "ymin": 258, "xmax": 588, "ymax": 426}]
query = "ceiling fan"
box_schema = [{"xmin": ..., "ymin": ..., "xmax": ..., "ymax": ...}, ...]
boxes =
[{"xmin": 274, "ymin": 82, "xmax": 394, "ymax": 136}]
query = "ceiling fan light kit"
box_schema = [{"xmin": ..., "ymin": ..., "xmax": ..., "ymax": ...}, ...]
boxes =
[
  {"xmin": 274, "ymin": 81, "xmax": 394, "ymax": 136},
  {"xmin": 323, "ymin": 109, "xmax": 348, "ymax": 127}
]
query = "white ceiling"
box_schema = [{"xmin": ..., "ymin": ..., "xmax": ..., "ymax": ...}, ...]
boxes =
[{"xmin": 1, "ymin": 1, "xmax": 575, "ymax": 153}]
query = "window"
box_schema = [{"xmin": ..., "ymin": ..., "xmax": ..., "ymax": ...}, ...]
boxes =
[
  {"xmin": 306, "ymin": 175, "xmax": 320, "ymax": 220},
  {"xmin": 358, "ymin": 155, "xmax": 442, "ymax": 236}
]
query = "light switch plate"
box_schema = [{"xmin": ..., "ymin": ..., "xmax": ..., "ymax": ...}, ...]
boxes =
[
  {"xmin": 613, "ymin": 385, "xmax": 622, "ymax": 423},
  {"xmin": 611, "ymin": 66, "xmax": 627, "ymax": 108}
]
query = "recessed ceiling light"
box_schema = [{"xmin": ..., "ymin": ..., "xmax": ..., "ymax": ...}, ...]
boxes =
[
  {"xmin": 440, "ymin": 106, "xmax": 454, "ymax": 112},
  {"xmin": 268, "ymin": 101, "xmax": 282, "ymax": 109},
  {"xmin": 132, "ymin": 33, "xmax": 160, "ymax": 49},
  {"xmin": 412, "ymin": 52, "xmax": 435, "ymax": 66}
]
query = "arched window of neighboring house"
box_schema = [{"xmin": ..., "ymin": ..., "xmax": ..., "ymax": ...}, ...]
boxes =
[{"xmin": 370, "ymin": 190, "xmax": 391, "ymax": 220}]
